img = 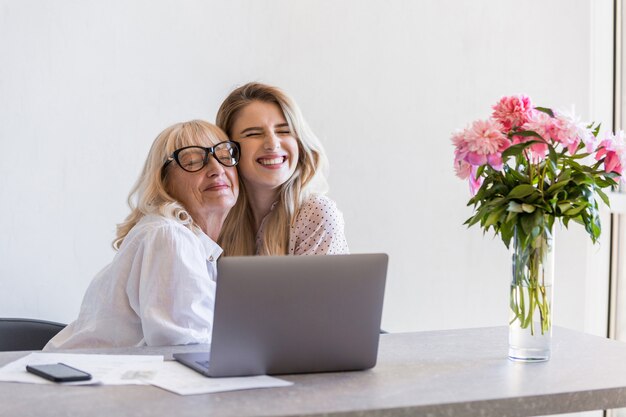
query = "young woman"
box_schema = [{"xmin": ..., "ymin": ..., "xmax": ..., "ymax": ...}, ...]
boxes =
[
  {"xmin": 216, "ymin": 82, "xmax": 349, "ymax": 256},
  {"xmin": 46, "ymin": 120, "xmax": 239, "ymax": 348}
]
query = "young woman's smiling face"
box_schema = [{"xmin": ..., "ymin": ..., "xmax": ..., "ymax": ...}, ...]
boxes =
[{"xmin": 230, "ymin": 100, "xmax": 299, "ymax": 194}]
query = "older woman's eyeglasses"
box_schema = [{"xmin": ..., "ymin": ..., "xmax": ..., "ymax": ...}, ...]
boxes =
[{"xmin": 164, "ymin": 141, "xmax": 240, "ymax": 172}]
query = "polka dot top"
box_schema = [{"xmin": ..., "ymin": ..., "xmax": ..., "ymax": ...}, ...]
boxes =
[{"xmin": 255, "ymin": 194, "xmax": 350, "ymax": 255}]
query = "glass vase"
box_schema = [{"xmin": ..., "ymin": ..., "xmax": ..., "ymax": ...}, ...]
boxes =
[{"xmin": 508, "ymin": 219, "xmax": 555, "ymax": 362}]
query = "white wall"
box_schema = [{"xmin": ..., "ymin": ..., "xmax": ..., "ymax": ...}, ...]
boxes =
[{"xmin": 0, "ymin": 0, "xmax": 614, "ymax": 334}]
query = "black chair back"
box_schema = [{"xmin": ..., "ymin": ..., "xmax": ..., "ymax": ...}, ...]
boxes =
[{"xmin": 0, "ymin": 318, "xmax": 66, "ymax": 351}]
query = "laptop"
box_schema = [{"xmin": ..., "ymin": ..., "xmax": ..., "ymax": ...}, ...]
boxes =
[{"xmin": 174, "ymin": 253, "xmax": 388, "ymax": 377}]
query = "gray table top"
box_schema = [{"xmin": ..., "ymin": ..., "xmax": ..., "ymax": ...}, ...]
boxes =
[{"xmin": 1, "ymin": 326, "xmax": 626, "ymax": 417}]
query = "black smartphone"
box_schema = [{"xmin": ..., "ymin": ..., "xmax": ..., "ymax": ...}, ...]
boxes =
[{"xmin": 26, "ymin": 363, "xmax": 92, "ymax": 382}]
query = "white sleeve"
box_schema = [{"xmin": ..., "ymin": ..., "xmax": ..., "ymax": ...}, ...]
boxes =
[{"xmin": 127, "ymin": 223, "xmax": 215, "ymax": 346}]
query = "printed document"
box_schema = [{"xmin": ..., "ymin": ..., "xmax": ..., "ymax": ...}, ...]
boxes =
[{"xmin": 0, "ymin": 352, "xmax": 293, "ymax": 395}]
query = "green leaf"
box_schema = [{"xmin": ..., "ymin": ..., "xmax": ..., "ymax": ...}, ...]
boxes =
[
  {"xmin": 596, "ymin": 188, "xmax": 611, "ymax": 207},
  {"xmin": 535, "ymin": 107, "xmax": 555, "ymax": 117},
  {"xmin": 521, "ymin": 214, "xmax": 536, "ymax": 235},
  {"xmin": 508, "ymin": 168, "xmax": 529, "ymax": 183},
  {"xmin": 545, "ymin": 181, "xmax": 569, "ymax": 196},
  {"xmin": 513, "ymin": 131, "xmax": 544, "ymax": 138},
  {"xmin": 558, "ymin": 169, "xmax": 571, "ymax": 182},
  {"xmin": 500, "ymin": 221, "xmax": 514, "ymax": 249},
  {"xmin": 564, "ymin": 204, "xmax": 586, "ymax": 216},
  {"xmin": 505, "ymin": 211, "xmax": 518, "ymax": 223},
  {"xmin": 592, "ymin": 122, "xmax": 601, "ymax": 137},
  {"xmin": 501, "ymin": 140, "xmax": 543, "ymax": 159},
  {"xmin": 484, "ymin": 207, "xmax": 505, "ymax": 228},
  {"xmin": 507, "ymin": 184, "xmax": 538, "ymax": 199},
  {"xmin": 530, "ymin": 225, "xmax": 541, "ymax": 240},
  {"xmin": 557, "ymin": 202, "xmax": 571, "ymax": 213},
  {"xmin": 548, "ymin": 143, "xmax": 558, "ymax": 162}
]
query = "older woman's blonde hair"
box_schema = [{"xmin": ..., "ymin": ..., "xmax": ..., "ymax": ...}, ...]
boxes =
[
  {"xmin": 113, "ymin": 120, "xmax": 229, "ymax": 250},
  {"xmin": 216, "ymin": 82, "xmax": 329, "ymax": 256}
]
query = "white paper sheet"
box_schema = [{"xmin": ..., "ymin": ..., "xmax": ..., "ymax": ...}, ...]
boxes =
[
  {"xmin": 148, "ymin": 361, "xmax": 293, "ymax": 395},
  {"xmin": 0, "ymin": 352, "xmax": 163, "ymax": 385},
  {"xmin": 0, "ymin": 352, "xmax": 293, "ymax": 395}
]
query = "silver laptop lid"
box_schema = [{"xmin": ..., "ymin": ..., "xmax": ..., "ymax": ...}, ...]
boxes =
[{"xmin": 208, "ymin": 253, "xmax": 388, "ymax": 377}]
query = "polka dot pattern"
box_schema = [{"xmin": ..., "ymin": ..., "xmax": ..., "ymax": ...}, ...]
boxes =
[
  {"xmin": 255, "ymin": 194, "xmax": 350, "ymax": 255},
  {"xmin": 288, "ymin": 194, "xmax": 350, "ymax": 255}
]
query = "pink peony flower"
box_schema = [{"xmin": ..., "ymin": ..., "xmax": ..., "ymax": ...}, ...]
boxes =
[
  {"xmin": 552, "ymin": 111, "xmax": 596, "ymax": 154},
  {"xmin": 452, "ymin": 120, "xmax": 508, "ymax": 195},
  {"xmin": 596, "ymin": 130, "xmax": 626, "ymax": 176},
  {"xmin": 523, "ymin": 109, "xmax": 596, "ymax": 155},
  {"xmin": 468, "ymin": 165, "xmax": 483, "ymax": 195},
  {"xmin": 452, "ymin": 119, "xmax": 510, "ymax": 170},
  {"xmin": 492, "ymin": 95, "xmax": 535, "ymax": 131},
  {"xmin": 509, "ymin": 111, "xmax": 552, "ymax": 162},
  {"xmin": 454, "ymin": 158, "xmax": 472, "ymax": 179},
  {"xmin": 520, "ymin": 111, "xmax": 567, "ymax": 159},
  {"xmin": 453, "ymin": 159, "xmax": 483, "ymax": 195},
  {"xmin": 522, "ymin": 111, "xmax": 553, "ymax": 142},
  {"xmin": 551, "ymin": 113, "xmax": 597, "ymax": 155},
  {"xmin": 510, "ymin": 133, "xmax": 549, "ymax": 163}
]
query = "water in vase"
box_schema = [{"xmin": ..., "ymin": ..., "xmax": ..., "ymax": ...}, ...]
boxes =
[{"xmin": 508, "ymin": 284, "xmax": 552, "ymax": 362}]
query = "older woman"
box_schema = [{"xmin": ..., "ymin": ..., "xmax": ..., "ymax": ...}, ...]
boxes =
[
  {"xmin": 217, "ymin": 82, "xmax": 349, "ymax": 256},
  {"xmin": 45, "ymin": 120, "xmax": 239, "ymax": 349}
]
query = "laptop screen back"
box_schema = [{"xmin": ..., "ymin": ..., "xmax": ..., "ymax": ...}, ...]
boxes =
[{"xmin": 207, "ymin": 253, "xmax": 388, "ymax": 377}]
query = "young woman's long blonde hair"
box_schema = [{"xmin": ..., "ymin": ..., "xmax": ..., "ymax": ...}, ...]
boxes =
[
  {"xmin": 216, "ymin": 82, "xmax": 328, "ymax": 256},
  {"xmin": 113, "ymin": 120, "xmax": 229, "ymax": 250}
]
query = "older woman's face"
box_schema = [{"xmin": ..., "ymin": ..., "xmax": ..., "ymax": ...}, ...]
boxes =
[{"xmin": 166, "ymin": 147, "xmax": 239, "ymax": 222}]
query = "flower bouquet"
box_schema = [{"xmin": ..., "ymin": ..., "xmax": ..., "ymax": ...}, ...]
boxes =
[{"xmin": 452, "ymin": 95, "xmax": 625, "ymax": 361}]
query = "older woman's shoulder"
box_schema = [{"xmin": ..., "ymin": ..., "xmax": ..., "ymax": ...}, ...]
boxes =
[
  {"xmin": 121, "ymin": 215, "xmax": 196, "ymax": 248},
  {"xmin": 133, "ymin": 214, "xmax": 191, "ymax": 233},
  {"xmin": 116, "ymin": 214, "xmax": 221, "ymax": 263}
]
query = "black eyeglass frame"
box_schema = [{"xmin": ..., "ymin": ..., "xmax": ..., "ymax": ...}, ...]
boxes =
[{"xmin": 163, "ymin": 141, "xmax": 241, "ymax": 172}]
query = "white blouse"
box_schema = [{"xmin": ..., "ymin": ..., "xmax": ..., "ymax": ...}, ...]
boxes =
[{"xmin": 45, "ymin": 214, "xmax": 221, "ymax": 349}]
